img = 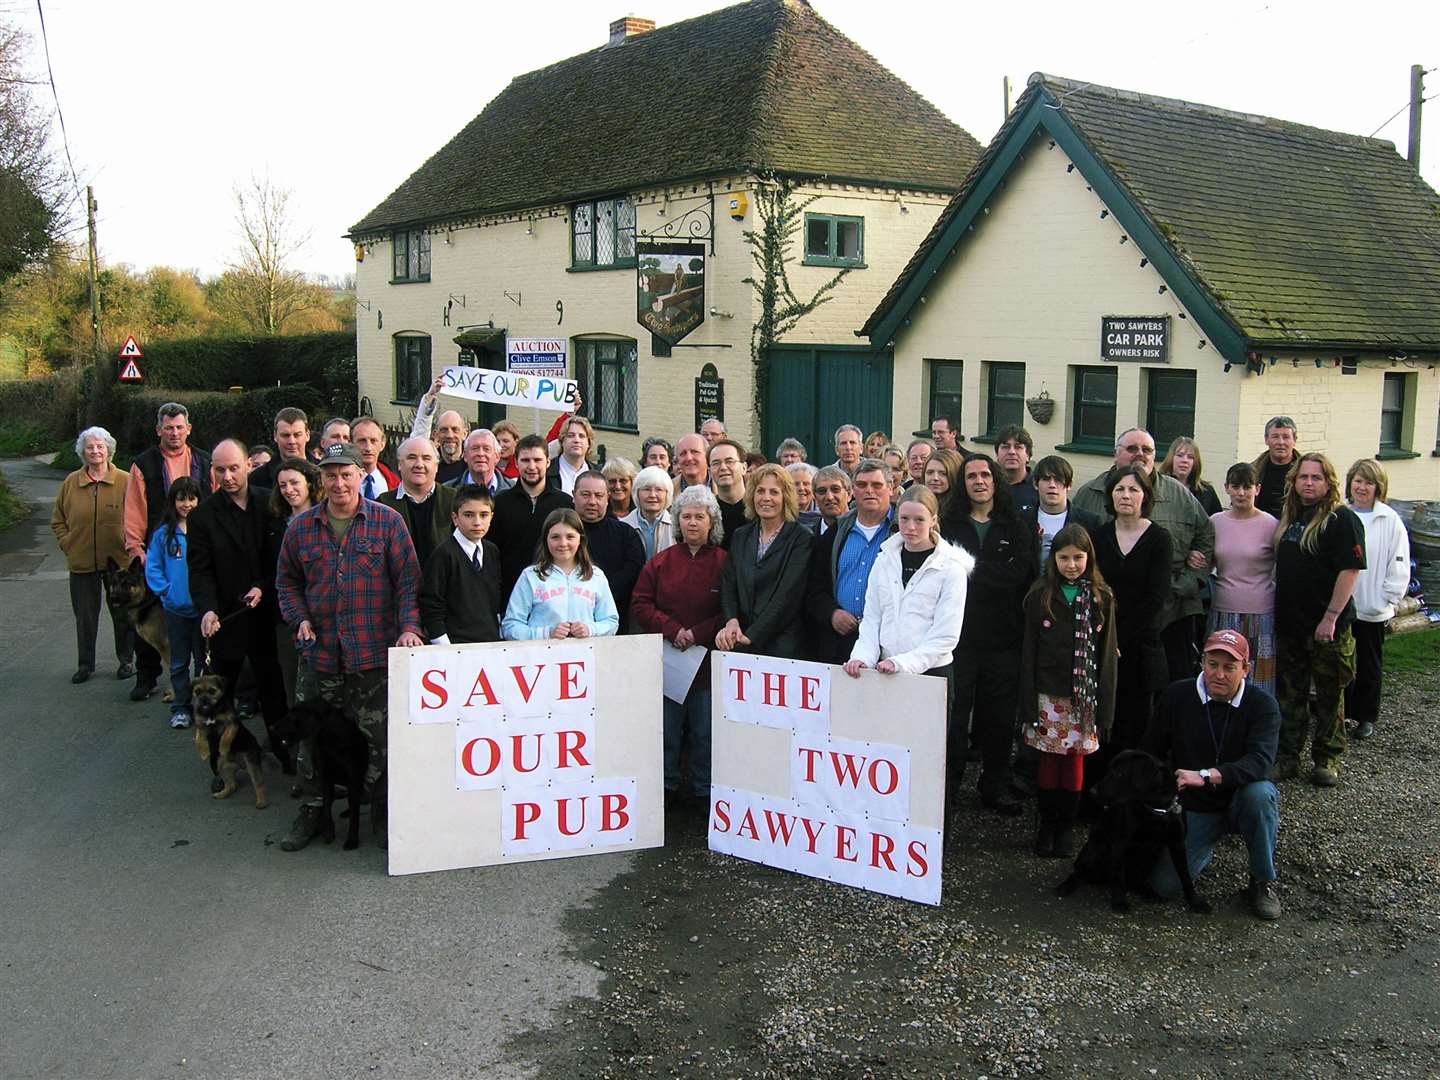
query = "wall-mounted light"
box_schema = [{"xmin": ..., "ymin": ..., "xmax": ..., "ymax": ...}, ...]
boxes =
[
  {"xmin": 1198, "ymin": 340, "xmax": 1207, "ymax": 350},
  {"xmin": 709, "ymin": 307, "xmax": 734, "ymax": 319},
  {"xmin": 1119, "ymin": 235, "xmax": 1129, "ymax": 245},
  {"xmin": 1099, "ymin": 209, "xmax": 1109, "ymax": 219},
  {"xmin": 1139, "ymin": 258, "xmax": 1148, "ymax": 268},
  {"xmin": 1223, "ymin": 362, "xmax": 1233, "ymax": 373},
  {"xmin": 1158, "ymin": 285, "xmax": 1168, "ymax": 295},
  {"xmin": 1314, "ymin": 358, "xmax": 1324, "ymax": 369}
]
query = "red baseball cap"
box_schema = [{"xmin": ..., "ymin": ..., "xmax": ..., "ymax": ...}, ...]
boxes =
[{"xmin": 1203, "ymin": 629, "xmax": 1250, "ymax": 663}]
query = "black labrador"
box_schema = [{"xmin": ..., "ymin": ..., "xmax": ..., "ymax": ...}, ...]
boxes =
[
  {"xmin": 272, "ymin": 702, "xmax": 370, "ymax": 850},
  {"xmin": 1057, "ymin": 750, "xmax": 1210, "ymax": 914}
]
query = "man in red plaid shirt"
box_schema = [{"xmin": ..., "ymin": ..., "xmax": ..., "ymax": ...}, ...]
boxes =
[{"xmin": 277, "ymin": 442, "xmax": 424, "ymax": 850}]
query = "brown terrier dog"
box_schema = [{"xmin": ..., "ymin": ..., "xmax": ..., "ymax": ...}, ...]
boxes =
[{"xmin": 191, "ymin": 672, "xmax": 267, "ymax": 809}]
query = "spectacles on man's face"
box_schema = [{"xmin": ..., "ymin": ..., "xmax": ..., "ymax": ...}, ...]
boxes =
[{"xmin": 1122, "ymin": 443, "xmax": 1156, "ymax": 456}]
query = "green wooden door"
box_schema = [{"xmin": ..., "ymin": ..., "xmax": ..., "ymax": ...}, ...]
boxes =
[{"xmin": 763, "ymin": 345, "xmax": 893, "ymax": 460}]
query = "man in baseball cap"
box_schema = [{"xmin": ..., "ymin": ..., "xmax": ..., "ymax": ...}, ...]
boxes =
[{"xmin": 1141, "ymin": 627, "xmax": 1283, "ymax": 919}]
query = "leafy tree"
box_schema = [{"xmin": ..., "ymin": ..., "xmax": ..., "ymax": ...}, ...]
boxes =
[{"xmin": 0, "ymin": 20, "xmax": 70, "ymax": 286}]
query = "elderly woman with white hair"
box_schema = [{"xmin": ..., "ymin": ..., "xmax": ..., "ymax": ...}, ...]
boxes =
[
  {"xmin": 630, "ymin": 483, "xmax": 728, "ymax": 804},
  {"xmin": 621, "ymin": 464, "xmax": 675, "ymax": 560},
  {"xmin": 51, "ymin": 426, "xmax": 134, "ymax": 684},
  {"xmin": 787, "ymin": 461, "xmax": 820, "ymax": 532}
]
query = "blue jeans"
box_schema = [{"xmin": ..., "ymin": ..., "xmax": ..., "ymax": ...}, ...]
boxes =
[
  {"xmin": 663, "ymin": 687, "xmax": 712, "ymax": 797},
  {"xmin": 164, "ymin": 609, "xmax": 204, "ymax": 714},
  {"xmin": 1151, "ymin": 781, "xmax": 1279, "ymax": 895}
]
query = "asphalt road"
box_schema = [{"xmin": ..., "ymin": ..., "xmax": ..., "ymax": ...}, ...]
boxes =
[{"xmin": 0, "ymin": 457, "xmax": 623, "ymax": 1080}]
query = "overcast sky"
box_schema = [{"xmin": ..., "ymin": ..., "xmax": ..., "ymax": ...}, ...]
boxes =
[{"xmin": 14, "ymin": 0, "xmax": 1438, "ymax": 280}]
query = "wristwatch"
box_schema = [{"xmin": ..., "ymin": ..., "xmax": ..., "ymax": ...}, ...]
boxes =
[{"xmin": 1199, "ymin": 769, "xmax": 1213, "ymax": 786}]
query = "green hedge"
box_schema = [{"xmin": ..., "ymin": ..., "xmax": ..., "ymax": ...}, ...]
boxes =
[
  {"xmin": 0, "ymin": 370, "xmax": 85, "ymax": 447},
  {"xmin": 108, "ymin": 384, "xmax": 328, "ymax": 458},
  {"xmin": 138, "ymin": 331, "xmax": 353, "ymax": 392}
]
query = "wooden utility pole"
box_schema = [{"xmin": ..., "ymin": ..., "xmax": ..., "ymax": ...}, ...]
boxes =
[
  {"xmin": 85, "ymin": 186, "xmax": 105, "ymax": 424},
  {"xmin": 1408, "ymin": 64, "xmax": 1424, "ymax": 171}
]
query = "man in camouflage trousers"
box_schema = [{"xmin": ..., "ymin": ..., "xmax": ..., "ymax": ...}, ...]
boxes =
[{"xmin": 276, "ymin": 442, "xmax": 424, "ymax": 850}]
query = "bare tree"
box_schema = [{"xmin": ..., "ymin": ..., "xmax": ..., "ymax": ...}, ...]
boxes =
[
  {"xmin": 0, "ymin": 20, "xmax": 70, "ymax": 285},
  {"xmin": 211, "ymin": 175, "xmax": 319, "ymax": 335}
]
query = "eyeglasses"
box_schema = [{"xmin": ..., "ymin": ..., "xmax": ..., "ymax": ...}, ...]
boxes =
[{"xmin": 1122, "ymin": 444, "xmax": 1156, "ymax": 456}]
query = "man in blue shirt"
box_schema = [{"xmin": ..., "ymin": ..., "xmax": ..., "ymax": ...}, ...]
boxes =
[{"xmin": 806, "ymin": 459, "xmax": 895, "ymax": 664}]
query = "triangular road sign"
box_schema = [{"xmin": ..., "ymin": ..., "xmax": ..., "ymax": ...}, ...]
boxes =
[
  {"xmin": 118, "ymin": 358, "xmax": 143, "ymax": 383},
  {"xmin": 119, "ymin": 335, "xmax": 143, "ymax": 359}
]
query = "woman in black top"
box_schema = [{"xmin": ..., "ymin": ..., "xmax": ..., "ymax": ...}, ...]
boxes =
[
  {"xmin": 1092, "ymin": 464, "xmax": 1173, "ymax": 752},
  {"xmin": 717, "ymin": 464, "xmax": 814, "ymax": 659},
  {"xmin": 1159, "ymin": 436, "xmax": 1223, "ymax": 516},
  {"xmin": 940, "ymin": 454, "xmax": 1037, "ymax": 816},
  {"xmin": 265, "ymin": 457, "xmax": 322, "ymax": 706}
]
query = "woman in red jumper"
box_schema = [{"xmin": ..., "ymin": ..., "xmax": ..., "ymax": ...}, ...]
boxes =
[{"xmin": 630, "ymin": 483, "xmax": 728, "ymax": 806}]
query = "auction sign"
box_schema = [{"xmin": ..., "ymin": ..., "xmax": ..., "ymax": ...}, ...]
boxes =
[
  {"xmin": 1100, "ymin": 315, "xmax": 1170, "ymax": 362},
  {"xmin": 506, "ymin": 337, "xmax": 568, "ymax": 377},
  {"xmin": 637, "ymin": 241, "xmax": 706, "ymax": 345},
  {"xmin": 387, "ymin": 637, "xmax": 663, "ymax": 875},
  {"xmin": 708, "ymin": 653, "xmax": 947, "ymax": 905}
]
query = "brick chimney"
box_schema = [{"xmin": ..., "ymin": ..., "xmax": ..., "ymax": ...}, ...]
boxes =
[{"xmin": 608, "ymin": 15, "xmax": 655, "ymax": 45}]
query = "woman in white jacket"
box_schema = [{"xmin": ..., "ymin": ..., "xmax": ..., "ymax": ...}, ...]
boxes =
[
  {"xmin": 843, "ymin": 487, "xmax": 974, "ymax": 683},
  {"xmin": 1343, "ymin": 459, "xmax": 1411, "ymax": 739},
  {"xmin": 502, "ymin": 509, "xmax": 620, "ymax": 640}
]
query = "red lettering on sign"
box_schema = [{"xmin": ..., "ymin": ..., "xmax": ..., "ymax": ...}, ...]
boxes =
[
  {"xmin": 711, "ymin": 799, "xmax": 731, "ymax": 833},
  {"xmin": 729, "ymin": 666, "xmax": 752, "ymax": 701},
  {"xmin": 868, "ymin": 758, "xmax": 900, "ymax": 796},
  {"xmin": 600, "ymin": 793, "xmax": 630, "ymax": 832},
  {"xmin": 830, "ymin": 752, "xmax": 865, "ymax": 788},
  {"xmin": 799, "ymin": 816, "xmax": 825, "ymax": 854},
  {"xmin": 798, "ymin": 675, "xmax": 821, "ymax": 712},
  {"xmin": 557, "ymin": 660, "xmax": 587, "ymax": 700},
  {"xmin": 834, "ymin": 824, "xmax": 858, "ymax": 863},
  {"xmin": 509, "ymin": 734, "xmax": 541, "ymax": 773},
  {"xmin": 736, "ymin": 808, "xmax": 760, "ymax": 840},
  {"xmin": 512, "ymin": 801, "xmax": 540, "ymax": 841},
  {"xmin": 557, "ymin": 796, "xmax": 587, "ymax": 836},
  {"xmin": 511, "ymin": 664, "xmax": 545, "ymax": 702},
  {"xmin": 797, "ymin": 745, "xmax": 822, "ymax": 783},
  {"xmin": 905, "ymin": 840, "xmax": 929, "ymax": 878},
  {"xmin": 762, "ymin": 809, "xmax": 797, "ymax": 845},
  {"xmin": 459, "ymin": 737, "xmax": 500, "ymax": 778},
  {"xmin": 761, "ymin": 671, "xmax": 787, "ymax": 708},
  {"xmin": 464, "ymin": 669, "xmax": 498, "ymax": 708},
  {"xmin": 419, "ymin": 669, "xmax": 448, "ymax": 710},
  {"xmin": 556, "ymin": 729, "xmax": 590, "ymax": 768},
  {"xmin": 870, "ymin": 832, "xmax": 897, "ymax": 872}
]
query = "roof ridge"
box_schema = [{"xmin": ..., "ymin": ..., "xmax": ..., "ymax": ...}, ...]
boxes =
[{"xmin": 1028, "ymin": 72, "xmax": 1401, "ymax": 153}]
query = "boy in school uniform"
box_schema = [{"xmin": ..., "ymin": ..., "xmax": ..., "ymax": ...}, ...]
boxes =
[{"xmin": 419, "ymin": 485, "xmax": 503, "ymax": 645}]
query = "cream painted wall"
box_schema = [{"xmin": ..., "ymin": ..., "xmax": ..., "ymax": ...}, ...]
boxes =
[
  {"xmin": 885, "ymin": 133, "xmax": 1440, "ymax": 499},
  {"xmin": 354, "ymin": 177, "xmax": 950, "ymax": 461}
]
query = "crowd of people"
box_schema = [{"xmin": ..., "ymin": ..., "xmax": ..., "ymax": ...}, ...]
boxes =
[{"xmin": 51, "ymin": 385, "xmax": 1415, "ymax": 918}]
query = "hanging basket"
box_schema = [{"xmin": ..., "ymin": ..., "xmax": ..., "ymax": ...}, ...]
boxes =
[{"xmin": 1026, "ymin": 390, "xmax": 1055, "ymax": 425}]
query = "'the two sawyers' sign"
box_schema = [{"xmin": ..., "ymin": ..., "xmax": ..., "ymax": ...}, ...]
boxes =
[{"xmin": 1101, "ymin": 315, "xmax": 1170, "ymax": 362}]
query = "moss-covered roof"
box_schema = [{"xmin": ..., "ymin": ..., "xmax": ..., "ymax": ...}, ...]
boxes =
[
  {"xmin": 349, "ymin": 0, "xmax": 981, "ymax": 237},
  {"xmin": 866, "ymin": 74, "xmax": 1440, "ymax": 352}
]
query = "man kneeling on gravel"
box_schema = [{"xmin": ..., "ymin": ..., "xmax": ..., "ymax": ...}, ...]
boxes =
[{"xmin": 1142, "ymin": 630, "xmax": 1283, "ymax": 920}]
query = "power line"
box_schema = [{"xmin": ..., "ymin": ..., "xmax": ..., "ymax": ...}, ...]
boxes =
[
  {"xmin": 33, "ymin": 0, "xmax": 81, "ymax": 200},
  {"xmin": 1368, "ymin": 92, "xmax": 1435, "ymax": 139}
]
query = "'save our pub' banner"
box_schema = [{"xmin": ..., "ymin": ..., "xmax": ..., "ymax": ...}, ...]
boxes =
[
  {"xmin": 438, "ymin": 365, "xmax": 578, "ymax": 412},
  {"xmin": 708, "ymin": 652, "xmax": 947, "ymax": 905},
  {"xmin": 387, "ymin": 636, "xmax": 663, "ymax": 875}
]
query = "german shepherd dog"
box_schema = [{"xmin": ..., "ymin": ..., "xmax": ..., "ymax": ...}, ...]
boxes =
[
  {"xmin": 272, "ymin": 702, "xmax": 370, "ymax": 850},
  {"xmin": 1056, "ymin": 749, "xmax": 1210, "ymax": 914},
  {"xmin": 101, "ymin": 556, "xmax": 174, "ymax": 702},
  {"xmin": 191, "ymin": 672, "xmax": 267, "ymax": 809}
]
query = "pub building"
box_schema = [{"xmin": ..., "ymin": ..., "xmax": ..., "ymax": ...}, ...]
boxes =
[{"xmin": 861, "ymin": 73, "xmax": 1440, "ymax": 498}]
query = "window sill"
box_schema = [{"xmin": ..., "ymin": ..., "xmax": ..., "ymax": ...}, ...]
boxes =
[
  {"xmin": 591, "ymin": 423, "xmax": 639, "ymax": 434},
  {"xmin": 1054, "ymin": 441, "xmax": 1114, "ymax": 457},
  {"xmin": 567, "ymin": 261, "xmax": 637, "ymax": 273},
  {"xmin": 1376, "ymin": 448, "xmax": 1421, "ymax": 461},
  {"xmin": 389, "ymin": 277, "xmax": 431, "ymax": 285},
  {"xmin": 802, "ymin": 257, "xmax": 866, "ymax": 269}
]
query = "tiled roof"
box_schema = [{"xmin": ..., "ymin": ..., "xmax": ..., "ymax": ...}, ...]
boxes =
[
  {"xmin": 866, "ymin": 74, "xmax": 1440, "ymax": 352},
  {"xmin": 349, "ymin": 0, "xmax": 981, "ymax": 237}
]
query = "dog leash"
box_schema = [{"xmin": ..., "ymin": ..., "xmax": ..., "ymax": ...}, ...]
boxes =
[{"xmin": 201, "ymin": 603, "xmax": 255, "ymax": 673}]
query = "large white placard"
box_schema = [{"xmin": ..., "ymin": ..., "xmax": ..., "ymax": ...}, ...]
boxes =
[
  {"xmin": 438, "ymin": 364, "xmax": 578, "ymax": 411},
  {"xmin": 709, "ymin": 652, "xmax": 947, "ymax": 906},
  {"xmin": 388, "ymin": 636, "xmax": 663, "ymax": 875}
]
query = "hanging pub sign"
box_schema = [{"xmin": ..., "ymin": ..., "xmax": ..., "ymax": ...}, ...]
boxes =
[
  {"xmin": 694, "ymin": 362, "xmax": 723, "ymax": 431},
  {"xmin": 1101, "ymin": 316, "xmax": 1170, "ymax": 362},
  {"xmin": 637, "ymin": 241, "xmax": 705, "ymax": 345}
]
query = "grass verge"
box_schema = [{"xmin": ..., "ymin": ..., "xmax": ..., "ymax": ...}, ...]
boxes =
[
  {"xmin": 1386, "ymin": 624, "xmax": 1439, "ymax": 674},
  {"xmin": 0, "ymin": 470, "xmax": 30, "ymax": 531}
]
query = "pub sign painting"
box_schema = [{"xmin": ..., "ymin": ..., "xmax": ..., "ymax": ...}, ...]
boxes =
[
  {"xmin": 638, "ymin": 241, "xmax": 705, "ymax": 345},
  {"xmin": 1101, "ymin": 316, "xmax": 1170, "ymax": 362}
]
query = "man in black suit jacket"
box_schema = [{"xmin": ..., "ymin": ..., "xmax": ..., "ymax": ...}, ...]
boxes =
[
  {"xmin": 572, "ymin": 470, "xmax": 645, "ymax": 629},
  {"xmin": 190, "ymin": 439, "xmax": 290, "ymax": 768},
  {"xmin": 378, "ymin": 436, "xmax": 456, "ymax": 569}
]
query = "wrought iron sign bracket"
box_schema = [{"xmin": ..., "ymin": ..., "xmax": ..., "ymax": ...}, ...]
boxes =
[{"xmin": 638, "ymin": 191, "xmax": 716, "ymax": 254}]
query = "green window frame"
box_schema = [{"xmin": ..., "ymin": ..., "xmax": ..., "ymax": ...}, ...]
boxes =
[
  {"xmin": 982, "ymin": 363, "xmax": 1025, "ymax": 440},
  {"xmin": 393, "ymin": 334, "xmax": 431, "ymax": 404},
  {"xmin": 1379, "ymin": 372, "xmax": 1406, "ymax": 450},
  {"xmin": 391, "ymin": 229, "xmax": 431, "ymax": 283},
  {"xmin": 1070, "ymin": 366, "xmax": 1118, "ymax": 451},
  {"xmin": 926, "ymin": 360, "xmax": 963, "ymax": 436},
  {"xmin": 570, "ymin": 196, "xmax": 636, "ymax": 270},
  {"xmin": 1146, "ymin": 369, "xmax": 1196, "ymax": 452},
  {"xmin": 803, "ymin": 213, "xmax": 865, "ymax": 267},
  {"xmin": 574, "ymin": 337, "xmax": 638, "ymax": 432}
]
